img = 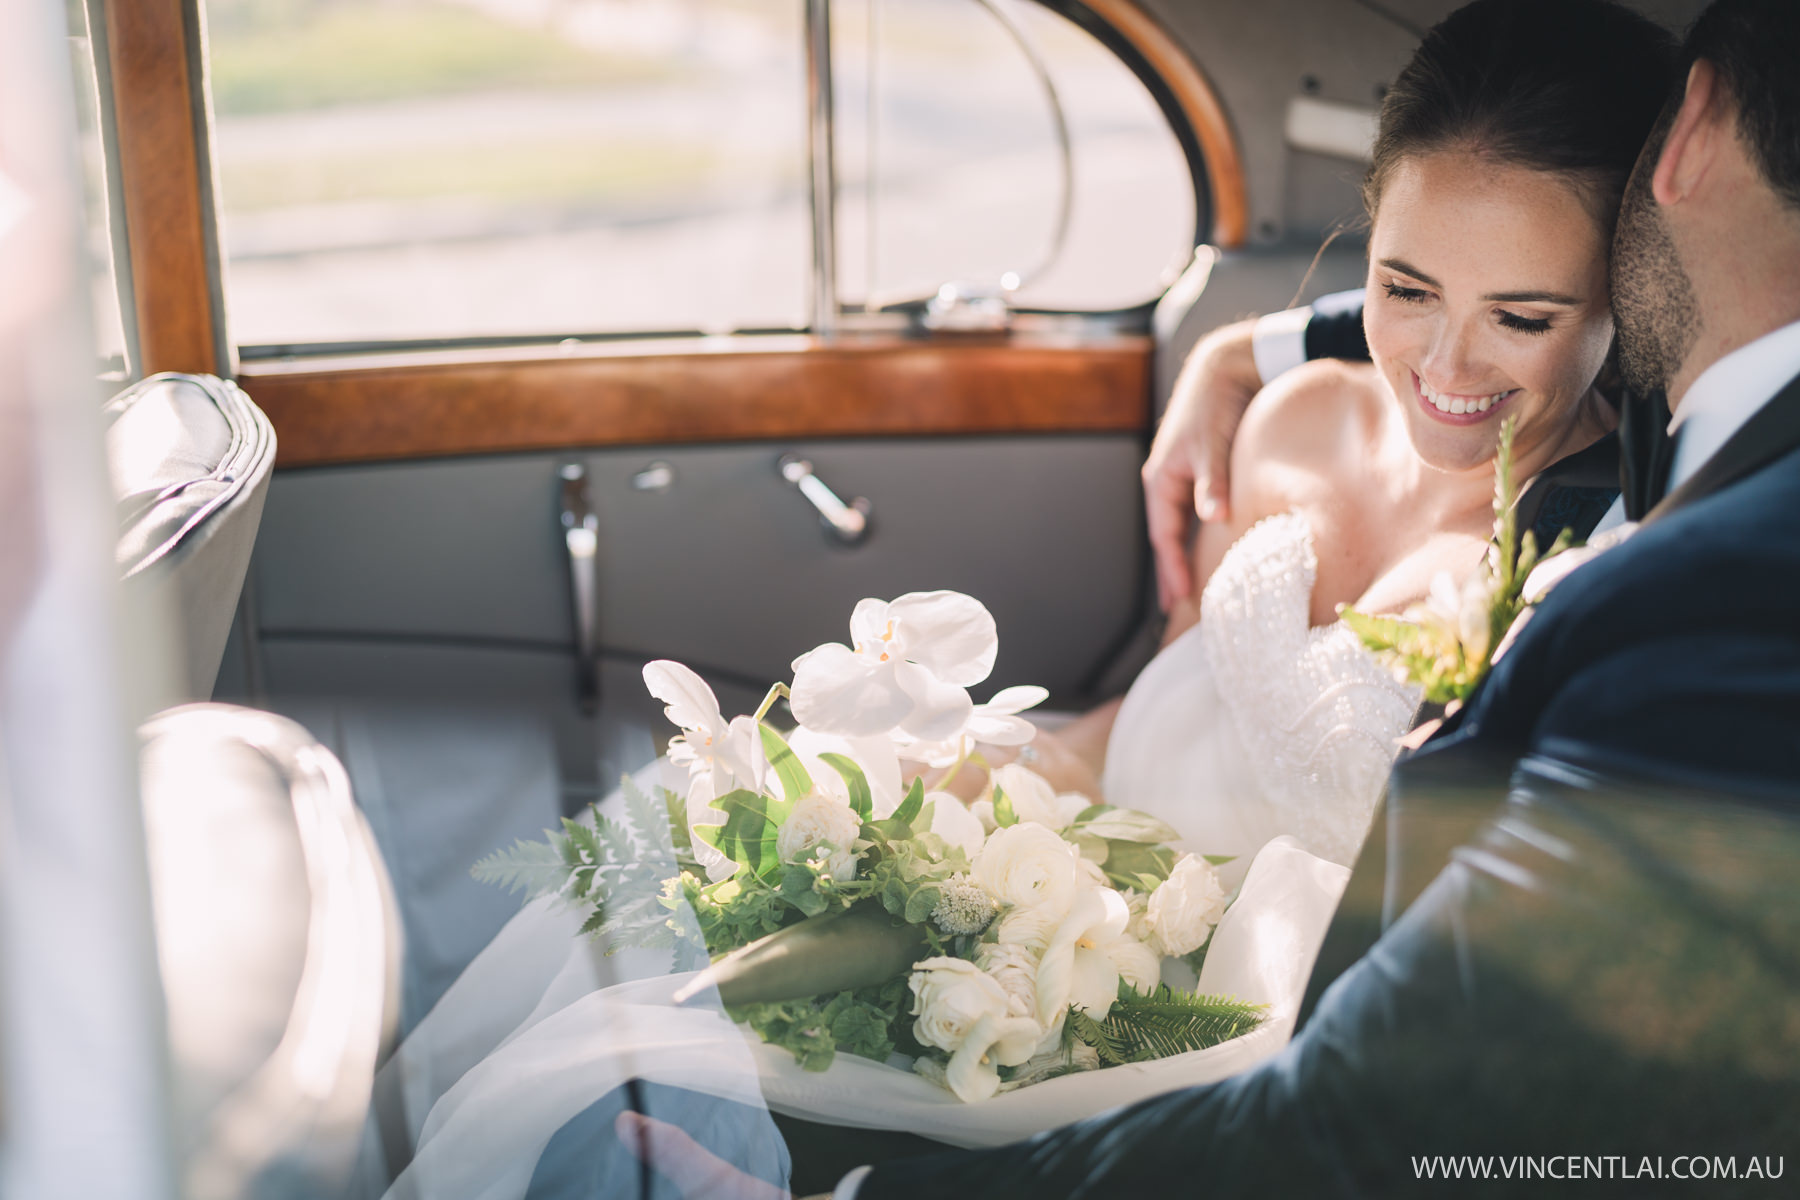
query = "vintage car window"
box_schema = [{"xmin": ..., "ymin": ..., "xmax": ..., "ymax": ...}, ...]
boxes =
[
  {"xmin": 67, "ymin": 1, "xmax": 132, "ymax": 378},
  {"xmin": 205, "ymin": 0, "xmax": 809, "ymax": 347},
  {"xmin": 833, "ymin": 0, "xmax": 1197, "ymax": 314}
]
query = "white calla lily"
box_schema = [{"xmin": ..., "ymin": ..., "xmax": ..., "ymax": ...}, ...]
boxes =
[
  {"xmin": 944, "ymin": 1011, "xmax": 1043, "ymax": 1103},
  {"xmin": 1035, "ymin": 887, "xmax": 1161, "ymax": 1024},
  {"xmin": 789, "ymin": 591, "xmax": 998, "ymax": 740}
]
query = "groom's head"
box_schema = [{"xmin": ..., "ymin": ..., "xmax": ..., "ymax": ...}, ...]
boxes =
[{"xmin": 1613, "ymin": 0, "xmax": 1800, "ymax": 401}]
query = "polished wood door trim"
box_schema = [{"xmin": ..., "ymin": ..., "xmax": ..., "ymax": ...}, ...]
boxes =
[
  {"xmin": 1082, "ymin": 0, "xmax": 1249, "ymax": 249},
  {"xmin": 104, "ymin": 0, "xmax": 224, "ymax": 377},
  {"xmin": 242, "ymin": 336, "xmax": 1151, "ymax": 467}
]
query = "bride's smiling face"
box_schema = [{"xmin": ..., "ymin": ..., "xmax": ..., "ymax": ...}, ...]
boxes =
[{"xmin": 1364, "ymin": 150, "xmax": 1616, "ymax": 475}]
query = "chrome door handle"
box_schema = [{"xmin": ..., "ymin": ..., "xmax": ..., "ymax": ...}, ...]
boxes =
[
  {"xmin": 559, "ymin": 462, "xmax": 600, "ymax": 714},
  {"xmin": 778, "ymin": 453, "xmax": 872, "ymax": 546}
]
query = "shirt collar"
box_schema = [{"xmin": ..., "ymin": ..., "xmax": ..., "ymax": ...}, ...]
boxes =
[{"xmin": 1665, "ymin": 318, "xmax": 1800, "ymax": 490}]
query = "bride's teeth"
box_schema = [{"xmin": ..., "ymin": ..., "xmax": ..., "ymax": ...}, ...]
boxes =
[{"xmin": 1422, "ymin": 378, "xmax": 1510, "ymax": 415}]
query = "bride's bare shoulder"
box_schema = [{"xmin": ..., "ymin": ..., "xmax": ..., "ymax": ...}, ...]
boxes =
[{"xmin": 1228, "ymin": 359, "xmax": 1386, "ymax": 515}]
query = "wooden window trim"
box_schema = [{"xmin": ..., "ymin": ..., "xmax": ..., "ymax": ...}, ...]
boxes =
[
  {"xmin": 105, "ymin": 0, "xmax": 227, "ymax": 377},
  {"xmin": 1080, "ymin": 0, "xmax": 1249, "ymax": 250},
  {"xmin": 241, "ymin": 335, "xmax": 1151, "ymax": 467}
]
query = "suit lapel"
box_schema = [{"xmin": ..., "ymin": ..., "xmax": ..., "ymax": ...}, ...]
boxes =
[{"xmin": 1646, "ymin": 370, "xmax": 1800, "ymax": 526}]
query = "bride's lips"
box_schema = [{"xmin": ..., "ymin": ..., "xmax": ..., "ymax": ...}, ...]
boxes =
[{"xmin": 1412, "ymin": 371, "xmax": 1518, "ymax": 426}]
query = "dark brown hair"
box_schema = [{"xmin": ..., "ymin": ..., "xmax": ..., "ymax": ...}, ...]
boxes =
[{"xmin": 1364, "ymin": 0, "xmax": 1678, "ymax": 226}]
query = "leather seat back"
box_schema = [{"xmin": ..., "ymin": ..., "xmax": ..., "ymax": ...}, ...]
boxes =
[{"xmin": 107, "ymin": 373, "xmax": 275, "ymax": 699}]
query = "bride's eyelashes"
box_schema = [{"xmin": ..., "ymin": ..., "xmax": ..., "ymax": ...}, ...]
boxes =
[
  {"xmin": 1382, "ymin": 280, "xmax": 1556, "ymax": 337},
  {"xmin": 1496, "ymin": 310, "xmax": 1553, "ymax": 335}
]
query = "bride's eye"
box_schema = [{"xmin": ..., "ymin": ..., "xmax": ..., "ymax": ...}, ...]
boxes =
[
  {"xmin": 1497, "ymin": 310, "xmax": 1553, "ymax": 335},
  {"xmin": 1382, "ymin": 281, "xmax": 1430, "ymax": 304}
]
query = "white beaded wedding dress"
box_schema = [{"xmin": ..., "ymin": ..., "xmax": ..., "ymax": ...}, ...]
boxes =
[{"xmin": 364, "ymin": 513, "xmax": 1421, "ymax": 1200}]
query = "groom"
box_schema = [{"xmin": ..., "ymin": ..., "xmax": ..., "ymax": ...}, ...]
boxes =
[
  {"xmin": 829, "ymin": 1, "xmax": 1800, "ymax": 1194},
  {"xmin": 626, "ymin": 2, "xmax": 1800, "ymax": 1195}
]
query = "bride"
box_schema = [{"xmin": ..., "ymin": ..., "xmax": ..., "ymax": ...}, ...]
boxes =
[{"xmin": 367, "ymin": 2, "xmax": 1677, "ymax": 1196}]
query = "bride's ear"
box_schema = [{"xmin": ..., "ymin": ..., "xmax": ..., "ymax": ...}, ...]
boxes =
[{"xmin": 1652, "ymin": 60, "xmax": 1726, "ymax": 208}]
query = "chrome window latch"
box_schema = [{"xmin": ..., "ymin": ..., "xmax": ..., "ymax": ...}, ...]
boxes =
[
  {"xmin": 778, "ymin": 453, "xmax": 872, "ymax": 546},
  {"xmin": 559, "ymin": 462, "xmax": 600, "ymax": 714}
]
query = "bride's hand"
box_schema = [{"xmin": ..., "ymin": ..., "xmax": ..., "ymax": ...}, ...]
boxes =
[{"xmin": 616, "ymin": 1111, "xmax": 822, "ymax": 1200}]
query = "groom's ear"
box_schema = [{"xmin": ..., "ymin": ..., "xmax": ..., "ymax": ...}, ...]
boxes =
[{"xmin": 1652, "ymin": 60, "xmax": 1728, "ymax": 208}]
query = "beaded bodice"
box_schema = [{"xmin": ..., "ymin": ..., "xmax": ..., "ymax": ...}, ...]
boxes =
[{"xmin": 1102, "ymin": 513, "xmax": 1419, "ymax": 876}]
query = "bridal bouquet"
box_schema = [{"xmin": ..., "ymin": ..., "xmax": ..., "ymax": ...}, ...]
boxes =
[{"xmin": 477, "ymin": 591, "xmax": 1263, "ymax": 1103}]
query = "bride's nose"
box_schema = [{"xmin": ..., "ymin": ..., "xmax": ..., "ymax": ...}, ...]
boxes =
[{"xmin": 1416, "ymin": 316, "xmax": 1488, "ymax": 394}]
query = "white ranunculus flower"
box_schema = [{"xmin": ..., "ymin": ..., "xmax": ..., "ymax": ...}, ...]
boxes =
[
  {"xmin": 775, "ymin": 792, "xmax": 863, "ymax": 881},
  {"xmin": 1035, "ymin": 888, "xmax": 1162, "ymax": 1024},
  {"xmin": 995, "ymin": 902, "xmax": 1062, "ymax": 954},
  {"xmin": 926, "ymin": 791, "xmax": 986, "ymax": 858},
  {"xmin": 1122, "ymin": 889, "xmax": 1152, "ymax": 943},
  {"xmin": 789, "ymin": 592, "xmax": 998, "ymax": 741},
  {"xmin": 976, "ymin": 940, "xmax": 1040, "ymax": 1020},
  {"xmin": 971, "ymin": 822, "xmax": 1082, "ymax": 917},
  {"xmin": 1144, "ymin": 854, "xmax": 1229, "ymax": 957},
  {"xmin": 908, "ymin": 957, "xmax": 1013, "ymax": 1053},
  {"xmin": 945, "ymin": 1010, "xmax": 1042, "ymax": 1103}
]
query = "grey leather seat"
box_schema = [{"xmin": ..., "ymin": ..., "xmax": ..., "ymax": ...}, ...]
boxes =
[
  {"xmin": 140, "ymin": 703, "xmax": 401, "ymax": 1199},
  {"xmin": 107, "ymin": 372, "xmax": 275, "ymax": 700}
]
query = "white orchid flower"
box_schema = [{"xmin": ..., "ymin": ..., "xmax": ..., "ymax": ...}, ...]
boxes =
[
  {"xmin": 643, "ymin": 660, "xmax": 764, "ymax": 881},
  {"xmin": 1034, "ymin": 887, "xmax": 1161, "ymax": 1024},
  {"xmin": 789, "ymin": 591, "xmax": 998, "ymax": 742},
  {"xmin": 898, "ymin": 685, "xmax": 1049, "ymax": 769}
]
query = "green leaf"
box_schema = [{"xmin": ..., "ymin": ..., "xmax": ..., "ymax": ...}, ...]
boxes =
[
  {"xmin": 817, "ymin": 752, "xmax": 873, "ymax": 820},
  {"xmin": 1202, "ymin": 854, "xmax": 1236, "ymax": 867},
  {"xmin": 991, "ymin": 783, "xmax": 1018, "ymax": 828},
  {"xmin": 904, "ymin": 885, "xmax": 942, "ymax": 925},
  {"xmin": 759, "ymin": 724, "xmax": 814, "ymax": 801},
  {"xmin": 1071, "ymin": 806, "xmax": 1180, "ymax": 844},
  {"xmin": 1064, "ymin": 983, "xmax": 1266, "ymax": 1066},
  {"xmin": 892, "ymin": 776, "xmax": 925, "ymax": 827},
  {"xmin": 1102, "ymin": 841, "xmax": 1175, "ymax": 890},
  {"xmin": 698, "ymin": 788, "xmax": 794, "ymax": 881},
  {"xmin": 657, "ymin": 785, "xmax": 693, "ymax": 854}
]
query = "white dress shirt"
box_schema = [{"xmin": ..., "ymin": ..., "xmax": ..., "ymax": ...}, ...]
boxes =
[{"xmin": 1590, "ymin": 317, "xmax": 1800, "ymax": 536}]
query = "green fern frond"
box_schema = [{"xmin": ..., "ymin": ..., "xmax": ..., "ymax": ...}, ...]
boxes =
[
  {"xmin": 472, "ymin": 835, "xmax": 574, "ymax": 899},
  {"xmin": 1065, "ymin": 984, "xmax": 1265, "ymax": 1065}
]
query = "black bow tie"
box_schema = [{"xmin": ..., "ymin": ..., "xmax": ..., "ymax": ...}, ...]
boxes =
[{"xmin": 1619, "ymin": 390, "xmax": 1678, "ymax": 520}]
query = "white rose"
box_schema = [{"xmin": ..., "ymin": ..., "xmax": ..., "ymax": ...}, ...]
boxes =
[
  {"xmin": 972, "ymin": 822, "xmax": 1082, "ymax": 917},
  {"xmin": 775, "ymin": 792, "xmax": 863, "ymax": 881},
  {"xmin": 1144, "ymin": 854, "xmax": 1228, "ymax": 957},
  {"xmin": 908, "ymin": 957, "xmax": 1012, "ymax": 1053}
]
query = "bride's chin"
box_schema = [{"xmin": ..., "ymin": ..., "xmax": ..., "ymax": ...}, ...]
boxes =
[{"xmin": 1399, "ymin": 414, "xmax": 1505, "ymax": 476}]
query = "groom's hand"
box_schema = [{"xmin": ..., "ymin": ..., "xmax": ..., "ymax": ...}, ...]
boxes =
[{"xmin": 1142, "ymin": 319, "xmax": 1262, "ymax": 611}]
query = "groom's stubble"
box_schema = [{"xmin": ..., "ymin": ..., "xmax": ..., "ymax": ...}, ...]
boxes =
[{"xmin": 1612, "ymin": 118, "xmax": 1702, "ymax": 399}]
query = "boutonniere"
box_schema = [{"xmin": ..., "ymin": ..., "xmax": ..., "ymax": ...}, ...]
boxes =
[{"xmin": 1340, "ymin": 417, "xmax": 1576, "ymax": 714}]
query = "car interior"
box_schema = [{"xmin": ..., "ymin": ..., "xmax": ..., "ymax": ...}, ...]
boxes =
[{"xmin": 0, "ymin": 0, "xmax": 1716, "ymax": 1196}]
